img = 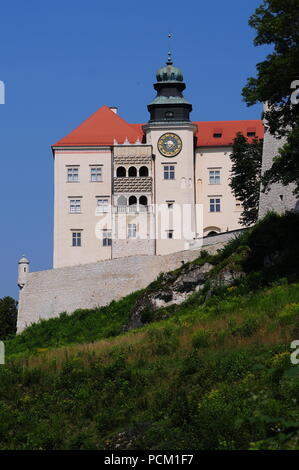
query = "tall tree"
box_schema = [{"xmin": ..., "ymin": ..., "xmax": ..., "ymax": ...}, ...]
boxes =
[
  {"xmin": 0, "ymin": 297, "xmax": 18, "ymax": 339},
  {"xmin": 229, "ymin": 133, "xmax": 263, "ymax": 226},
  {"xmin": 242, "ymin": 0, "xmax": 299, "ymax": 194}
]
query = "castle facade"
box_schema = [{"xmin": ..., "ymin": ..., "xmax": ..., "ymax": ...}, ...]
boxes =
[{"xmin": 52, "ymin": 54, "xmax": 263, "ymax": 268}]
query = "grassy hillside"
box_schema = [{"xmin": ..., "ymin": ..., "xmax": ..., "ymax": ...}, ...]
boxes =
[{"xmin": 1, "ymin": 212, "xmax": 299, "ymax": 450}]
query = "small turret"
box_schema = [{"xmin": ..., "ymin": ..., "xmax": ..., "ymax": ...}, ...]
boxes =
[{"xmin": 18, "ymin": 256, "xmax": 29, "ymax": 288}]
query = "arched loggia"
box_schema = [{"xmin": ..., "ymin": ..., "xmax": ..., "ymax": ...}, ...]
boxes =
[
  {"xmin": 128, "ymin": 167, "xmax": 137, "ymax": 177},
  {"xmin": 116, "ymin": 166, "xmax": 126, "ymax": 177}
]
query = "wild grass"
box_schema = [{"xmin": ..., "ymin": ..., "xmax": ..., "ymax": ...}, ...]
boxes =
[{"xmin": 1, "ymin": 212, "xmax": 299, "ymax": 450}]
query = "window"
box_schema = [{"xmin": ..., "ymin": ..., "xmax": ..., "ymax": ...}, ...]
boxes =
[
  {"xmin": 70, "ymin": 199, "xmax": 81, "ymax": 213},
  {"xmin": 90, "ymin": 167, "xmax": 102, "ymax": 182},
  {"xmin": 139, "ymin": 195, "xmax": 148, "ymax": 206},
  {"xmin": 102, "ymin": 230, "xmax": 112, "ymax": 247},
  {"xmin": 97, "ymin": 198, "xmax": 109, "ymax": 213},
  {"xmin": 72, "ymin": 231, "xmax": 81, "ymax": 247},
  {"xmin": 128, "ymin": 166, "xmax": 137, "ymax": 177},
  {"xmin": 117, "ymin": 195, "xmax": 127, "ymax": 205},
  {"xmin": 247, "ymin": 128, "xmax": 256, "ymax": 137},
  {"xmin": 210, "ymin": 198, "xmax": 221, "ymax": 212},
  {"xmin": 235, "ymin": 202, "xmax": 242, "ymax": 211},
  {"xmin": 167, "ymin": 201, "xmax": 174, "ymax": 209},
  {"xmin": 213, "ymin": 133, "xmax": 222, "ymax": 138},
  {"xmin": 128, "ymin": 224, "xmax": 137, "ymax": 238},
  {"xmin": 164, "ymin": 165, "xmax": 175, "ymax": 180},
  {"xmin": 67, "ymin": 167, "xmax": 79, "ymax": 182},
  {"xmin": 116, "ymin": 166, "xmax": 126, "ymax": 177},
  {"xmin": 139, "ymin": 166, "xmax": 149, "ymax": 177},
  {"xmin": 209, "ymin": 170, "xmax": 220, "ymax": 185},
  {"xmin": 166, "ymin": 230, "xmax": 174, "ymax": 239}
]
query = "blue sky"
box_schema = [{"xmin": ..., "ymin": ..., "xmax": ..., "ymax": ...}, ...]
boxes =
[{"xmin": 0, "ymin": 0, "xmax": 269, "ymax": 299}]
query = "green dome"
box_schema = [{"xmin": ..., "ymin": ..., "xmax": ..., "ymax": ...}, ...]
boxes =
[{"xmin": 156, "ymin": 63, "xmax": 183, "ymax": 83}]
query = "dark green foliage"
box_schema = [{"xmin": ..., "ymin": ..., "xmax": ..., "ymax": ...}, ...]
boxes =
[
  {"xmin": 0, "ymin": 339, "xmax": 299, "ymax": 449},
  {"xmin": 242, "ymin": 0, "xmax": 299, "ymax": 194},
  {"xmin": 206, "ymin": 211, "xmax": 299, "ymax": 292},
  {"xmin": 1, "ymin": 213, "xmax": 299, "ymax": 449},
  {"xmin": 0, "ymin": 297, "xmax": 17, "ymax": 339},
  {"xmin": 6, "ymin": 291, "xmax": 142, "ymax": 357},
  {"xmin": 1, "ymin": 279, "xmax": 299, "ymax": 449},
  {"xmin": 6, "ymin": 212, "xmax": 299, "ymax": 358},
  {"xmin": 229, "ymin": 317, "xmax": 260, "ymax": 338},
  {"xmin": 243, "ymin": 211, "xmax": 299, "ymax": 281},
  {"xmin": 229, "ymin": 133, "xmax": 263, "ymax": 226},
  {"xmin": 191, "ymin": 330, "xmax": 211, "ymax": 348}
]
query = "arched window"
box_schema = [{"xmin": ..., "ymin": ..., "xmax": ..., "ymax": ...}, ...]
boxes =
[
  {"xmin": 116, "ymin": 166, "xmax": 126, "ymax": 177},
  {"xmin": 139, "ymin": 195, "xmax": 147, "ymax": 206},
  {"xmin": 139, "ymin": 166, "xmax": 149, "ymax": 177},
  {"xmin": 204, "ymin": 226, "xmax": 221, "ymax": 237},
  {"xmin": 129, "ymin": 195, "xmax": 137, "ymax": 206},
  {"xmin": 128, "ymin": 166, "xmax": 137, "ymax": 177},
  {"xmin": 117, "ymin": 196, "xmax": 127, "ymax": 206}
]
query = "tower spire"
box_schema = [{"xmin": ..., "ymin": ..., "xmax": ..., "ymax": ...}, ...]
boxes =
[{"xmin": 167, "ymin": 33, "xmax": 173, "ymax": 65}]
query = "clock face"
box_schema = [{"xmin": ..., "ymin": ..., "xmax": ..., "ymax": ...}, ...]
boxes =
[{"xmin": 158, "ymin": 133, "xmax": 182, "ymax": 157}]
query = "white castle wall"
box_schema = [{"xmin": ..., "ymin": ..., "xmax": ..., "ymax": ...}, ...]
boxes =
[{"xmin": 17, "ymin": 243, "xmax": 227, "ymax": 333}]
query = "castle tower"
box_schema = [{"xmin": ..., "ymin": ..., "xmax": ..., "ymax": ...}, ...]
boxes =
[
  {"xmin": 18, "ymin": 256, "xmax": 29, "ymax": 288},
  {"xmin": 147, "ymin": 49, "xmax": 192, "ymax": 123},
  {"xmin": 143, "ymin": 49, "xmax": 197, "ymax": 255},
  {"xmin": 259, "ymin": 104, "xmax": 299, "ymax": 218}
]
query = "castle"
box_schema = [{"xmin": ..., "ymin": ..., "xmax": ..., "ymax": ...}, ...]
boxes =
[
  {"xmin": 51, "ymin": 52, "xmax": 263, "ymax": 267},
  {"xmin": 17, "ymin": 54, "xmax": 297, "ymax": 332}
]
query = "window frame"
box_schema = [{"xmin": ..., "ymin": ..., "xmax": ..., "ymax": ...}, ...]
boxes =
[
  {"xmin": 102, "ymin": 229, "xmax": 112, "ymax": 247},
  {"xmin": 71, "ymin": 231, "xmax": 82, "ymax": 247},
  {"xmin": 69, "ymin": 199, "xmax": 81, "ymax": 214},
  {"xmin": 128, "ymin": 223, "xmax": 137, "ymax": 239},
  {"xmin": 164, "ymin": 165, "xmax": 175, "ymax": 180},
  {"xmin": 209, "ymin": 169, "xmax": 221, "ymax": 185},
  {"xmin": 97, "ymin": 198, "xmax": 109, "ymax": 213},
  {"xmin": 90, "ymin": 166, "xmax": 103, "ymax": 182},
  {"xmin": 67, "ymin": 166, "xmax": 79, "ymax": 183},
  {"xmin": 209, "ymin": 197, "xmax": 221, "ymax": 213}
]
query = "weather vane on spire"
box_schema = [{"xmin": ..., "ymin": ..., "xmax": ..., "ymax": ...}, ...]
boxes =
[{"xmin": 167, "ymin": 32, "xmax": 173, "ymax": 65}]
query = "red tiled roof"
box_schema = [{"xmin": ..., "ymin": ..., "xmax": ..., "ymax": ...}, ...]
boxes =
[
  {"xmin": 194, "ymin": 120, "xmax": 264, "ymax": 146},
  {"xmin": 52, "ymin": 105, "xmax": 142, "ymax": 147},
  {"xmin": 53, "ymin": 106, "xmax": 264, "ymax": 148}
]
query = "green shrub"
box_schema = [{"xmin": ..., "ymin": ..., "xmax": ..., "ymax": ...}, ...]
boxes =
[
  {"xmin": 277, "ymin": 303, "xmax": 299, "ymax": 325},
  {"xmin": 192, "ymin": 330, "xmax": 211, "ymax": 348},
  {"xmin": 236, "ymin": 317, "xmax": 260, "ymax": 338}
]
